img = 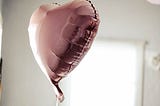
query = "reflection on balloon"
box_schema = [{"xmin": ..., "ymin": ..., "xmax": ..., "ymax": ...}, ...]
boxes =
[{"xmin": 28, "ymin": 0, "xmax": 100, "ymax": 103}]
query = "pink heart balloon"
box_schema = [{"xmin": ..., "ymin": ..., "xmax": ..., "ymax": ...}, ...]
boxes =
[{"xmin": 28, "ymin": 0, "xmax": 100, "ymax": 102}]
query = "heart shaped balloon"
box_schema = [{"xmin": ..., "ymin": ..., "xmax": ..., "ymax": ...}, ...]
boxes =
[{"xmin": 28, "ymin": 0, "xmax": 100, "ymax": 102}]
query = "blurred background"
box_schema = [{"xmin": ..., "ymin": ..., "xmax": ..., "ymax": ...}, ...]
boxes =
[{"xmin": 0, "ymin": 0, "xmax": 160, "ymax": 106}]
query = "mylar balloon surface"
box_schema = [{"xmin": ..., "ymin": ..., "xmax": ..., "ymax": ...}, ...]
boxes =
[{"xmin": 28, "ymin": 0, "xmax": 100, "ymax": 102}]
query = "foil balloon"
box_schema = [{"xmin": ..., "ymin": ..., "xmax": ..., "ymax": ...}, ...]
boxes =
[{"xmin": 28, "ymin": 0, "xmax": 100, "ymax": 102}]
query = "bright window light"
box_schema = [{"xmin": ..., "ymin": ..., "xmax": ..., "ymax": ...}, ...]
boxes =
[{"xmin": 70, "ymin": 40, "xmax": 144, "ymax": 106}]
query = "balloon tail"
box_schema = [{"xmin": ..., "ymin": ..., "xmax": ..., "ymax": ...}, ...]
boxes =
[{"xmin": 52, "ymin": 80, "xmax": 64, "ymax": 103}]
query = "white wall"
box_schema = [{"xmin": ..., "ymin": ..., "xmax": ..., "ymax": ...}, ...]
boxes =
[
  {"xmin": 94, "ymin": 0, "xmax": 160, "ymax": 106},
  {"xmin": 0, "ymin": 0, "xmax": 160, "ymax": 106}
]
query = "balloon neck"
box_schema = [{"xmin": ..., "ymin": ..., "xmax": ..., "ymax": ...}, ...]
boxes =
[{"xmin": 52, "ymin": 80, "xmax": 64, "ymax": 103}]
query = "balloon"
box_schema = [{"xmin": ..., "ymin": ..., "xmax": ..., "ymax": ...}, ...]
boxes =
[
  {"xmin": 147, "ymin": 0, "xmax": 160, "ymax": 5},
  {"xmin": 28, "ymin": 0, "xmax": 100, "ymax": 102}
]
